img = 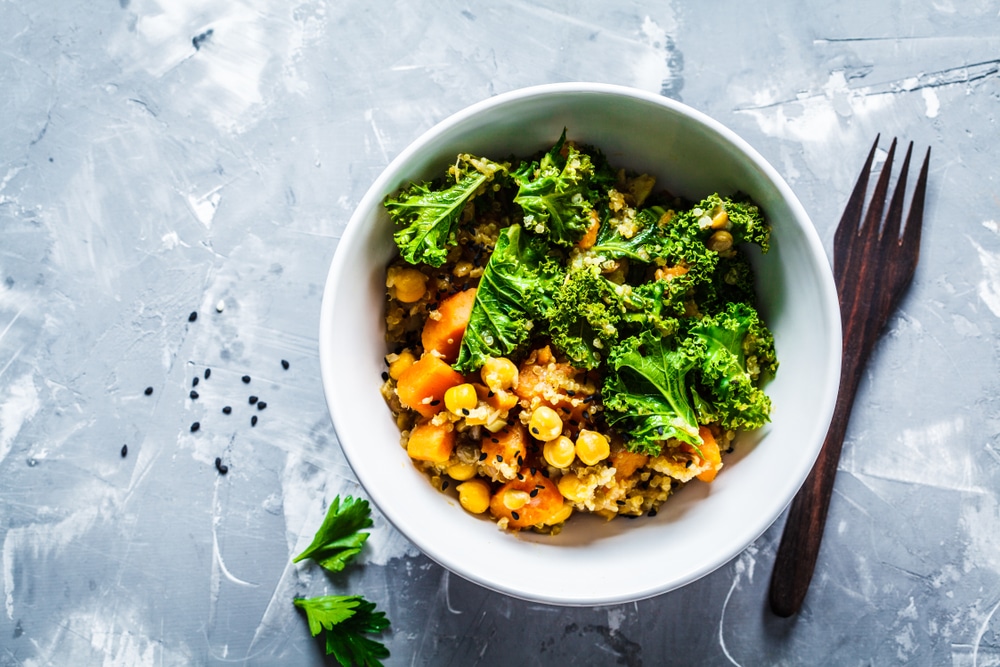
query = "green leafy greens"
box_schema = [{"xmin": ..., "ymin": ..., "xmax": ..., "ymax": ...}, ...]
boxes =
[
  {"xmin": 293, "ymin": 495, "xmax": 373, "ymax": 572},
  {"xmin": 292, "ymin": 495, "xmax": 391, "ymax": 667},
  {"xmin": 386, "ymin": 131, "xmax": 777, "ymax": 458}
]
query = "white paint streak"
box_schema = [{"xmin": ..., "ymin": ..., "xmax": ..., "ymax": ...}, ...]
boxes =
[
  {"xmin": 718, "ymin": 549, "xmax": 756, "ymax": 667},
  {"xmin": 0, "ymin": 373, "xmax": 40, "ymax": 464},
  {"xmin": 187, "ymin": 187, "xmax": 222, "ymax": 227},
  {"xmin": 921, "ymin": 88, "xmax": 941, "ymax": 118},
  {"xmin": 970, "ymin": 238, "xmax": 1000, "ymax": 318}
]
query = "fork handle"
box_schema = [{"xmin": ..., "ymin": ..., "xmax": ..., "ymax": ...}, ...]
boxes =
[{"xmin": 768, "ymin": 355, "xmax": 865, "ymax": 617}]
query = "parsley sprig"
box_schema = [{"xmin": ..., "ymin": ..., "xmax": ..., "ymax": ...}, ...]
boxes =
[{"xmin": 293, "ymin": 495, "xmax": 390, "ymax": 667}]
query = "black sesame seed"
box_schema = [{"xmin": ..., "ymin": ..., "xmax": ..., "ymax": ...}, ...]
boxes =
[
  {"xmin": 190, "ymin": 421, "xmax": 200, "ymax": 432},
  {"xmin": 429, "ymin": 399, "xmax": 441, "ymax": 406},
  {"xmin": 441, "ymin": 480, "xmax": 449, "ymax": 491},
  {"xmin": 144, "ymin": 386, "xmax": 154, "ymax": 396},
  {"xmin": 257, "ymin": 402, "xmax": 266, "ymax": 411},
  {"xmin": 192, "ymin": 376, "xmax": 199, "ymax": 388},
  {"xmin": 517, "ymin": 473, "xmax": 525, "ymax": 481},
  {"xmin": 461, "ymin": 408, "xmax": 469, "ymax": 415},
  {"xmin": 249, "ymin": 395, "xmax": 258, "ymax": 405},
  {"xmin": 648, "ymin": 508, "xmax": 658, "ymax": 517},
  {"xmin": 531, "ymin": 427, "xmax": 539, "ymax": 435},
  {"xmin": 529, "ymin": 488, "xmax": 539, "ymax": 497},
  {"xmin": 241, "ymin": 375, "xmax": 251, "ymax": 384},
  {"xmin": 215, "ymin": 457, "xmax": 228, "ymax": 475},
  {"xmin": 529, "ymin": 467, "xmax": 537, "ymax": 475},
  {"xmin": 251, "ymin": 415, "xmax": 258, "ymax": 427},
  {"xmin": 381, "ymin": 371, "xmax": 389, "ymax": 381},
  {"xmin": 490, "ymin": 437, "xmax": 499, "ymax": 443},
  {"xmin": 222, "ymin": 406, "xmax": 232, "ymax": 414},
  {"xmin": 479, "ymin": 452, "xmax": 488, "ymax": 461},
  {"xmin": 188, "ymin": 311, "xmax": 198, "ymax": 322},
  {"xmin": 487, "ymin": 390, "xmax": 494, "ymax": 398},
  {"xmin": 281, "ymin": 359, "xmax": 290, "ymax": 370},
  {"xmin": 190, "ymin": 390, "xmax": 199, "ymax": 400},
  {"xmin": 120, "ymin": 444, "xmax": 128, "ymax": 458},
  {"xmin": 511, "ymin": 511, "xmax": 520, "ymax": 521},
  {"xmin": 204, "ymin": 368, "xmax": 211, "ymax": 379},
  {"xmin": 541, "ymin": 469, "xmax": 550, "ymax": 477},
  {"xmin": 496, "ymin": 454, "xmax": 503, "ymax": 463},
  {"xmin": 516, "ymin": 456, "xmax": 523, "ymax": 466}
]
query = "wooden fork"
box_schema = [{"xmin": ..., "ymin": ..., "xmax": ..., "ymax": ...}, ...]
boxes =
[{"xmin": 768, "ymin": 136, "xmax": 931, "ymax": 618}]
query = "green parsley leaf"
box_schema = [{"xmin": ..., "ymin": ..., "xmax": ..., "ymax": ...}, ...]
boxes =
[
  {"xmin": 293, "ymin": 495, "xmax": 373, "ymax": 572},
  {"xmin": 294, "ymin": 595, "xmax": 391, "ymax": 667}
]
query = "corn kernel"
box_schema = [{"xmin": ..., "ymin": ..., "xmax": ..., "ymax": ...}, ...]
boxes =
[
  {"xmin": 528, "ymin": 406, "xmax": 563, "ymax": 441},
  {"xmin": 575, "ymin": 430, "xmax": 610, "ymax": 466},
  {"xmin": 389, "ymin": 267, "xmax": 428, "ymax": 303},
  {"xmin": 543, "ymin": 436, "xmax": 576, "ymax": 469},
  {"xmin": 502, "ymin": 489, "xmax": 531, "ymax": 511},
  {"xmin": 557, "ymin": 473, "xmax": 587, "ymax": 503},
  {"xmin": 481, "ymin": 357, "xmax": 519, "ymax": 392},
  {"xmin": 707, "ymin": 230, "xmax": 734, "ymax": 253},
  {"xmin": 456, "ymin": 479, "xmax": 490, "ymax": 514},
  {"xmin": 444, "ymin": 383, "xmax": 478, "ymax": 415},
  {"xmin": 446, "ymin": 461, "xmax": 477, "ymax": 481},
  {"xmin": 387, "ymin": 349, "xmax": 416, "ymax": 380}
]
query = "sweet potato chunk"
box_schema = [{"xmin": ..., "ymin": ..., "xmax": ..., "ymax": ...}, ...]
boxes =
[
  {"xmin": 489, "ymin": 468, "xmax": 565, "ymax": 529},
  {"xmin": 407, "ymin": 420, "xmax": 455, "ymax": 463},
  {"xmin": 396, "ymin": 353, "xmax": 465, "ymax": 418},
  {"xmin": 421, "ymin": 288, "xmax": 477, "ymax": 362}
]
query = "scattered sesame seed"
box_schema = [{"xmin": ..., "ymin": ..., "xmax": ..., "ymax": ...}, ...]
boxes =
[
  {"xmin": 144, "ymin": 386, "xmax": 154, "ymax": 396},
  {"xmin": 381, "ymin": 372, "xmax": 389, "ymax": 381},
  {"xmin": 479, "ymin": 452, "xmax": 487, "ymax": 461},
  {"xmin": 189, "ymin": 390, "xmax": 199, "ymax": 400},
  {"xmin": 511, "ymin": 511, "xmax": 520, "ymax": 521},
  {"xmin": 192, "ymin": 377, "xmax": 199, "ymax": 387},
  {"xmin": 241, "ymin": 375, "xmax": 251, "ymax": 384},
  {"xmin": 429, "ymin": 399, "xmax": 441, "ymax": 406},
  {"xmin": 496, "ymin": 454, "xmax": 503, "ymax": 463},
  {"xmin": 251, "ymin": 415, "xmax": 258, "ymax": 427},
  {"xmin": 222, "ymin": 406, "xmax": 232, "ymax": 414},
  {"xmin": 204, "ymin": 368, "xmax": 211, "ymax": 380},
  {"xmin": 461, "ymin": 408, "xmax": 469, "ymax": 415},
  {"xmin": 441, "ymin": 480, "xmax": 449, "ymax": 491},
  {"xmin": 257, "ymin": 401, "xmax": 267, "ymax": 411},
  {"xmin": 249, "ymin": 396, "xmax": 258, "ymax": 405},
  {"xmin": 529, "ymin": 488, "xmax": 538, "ymax": 497},
  {"xmin": 215, "ymin": 457, "xmax": 229, "ymax": 474},
  {"xmin": 648, "ymin": 508, "xmax": 658, "ymax": 517},
  {"xmin": 188, "ymin": 311, "xmax": 198, "ymax": 322},
  {"xmin": 120, "ymin": 444, "xmax": 128, "ymax": 458},
  {"xmin": 190, "ymin": 422, "xmax": 200, "ymax": 432},
  {"xmin": 281, "ymin": 359, "xmax": 290, "ymax": 370}
]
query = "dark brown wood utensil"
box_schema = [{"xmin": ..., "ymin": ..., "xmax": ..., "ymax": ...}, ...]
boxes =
[{"xmin": 768, "ymin": 136, "xmax": 931, "ymax": 618}]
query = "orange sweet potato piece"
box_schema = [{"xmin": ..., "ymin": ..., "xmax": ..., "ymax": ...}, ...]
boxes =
[
  {"xmin": 421, "ymin": 288, "xmax": 477, "ymax": 362},
  {"xmin": 489, "ymin": 468, "xmax": 565, "ymax": 529},
  {"xmin": 695, "ymin": 425, "xmax": 723, "ymax": 483},
  {"xmin": 481, "ymin": 421, "xmax": 528, "ymax": 469},
  {"xmin": 611, "ymin": 448, "xmax": 649, "ymax": 481},
  {"xmin": 406, "ymin": 420, "xmax": 455, "ymax": 463},
  {"xmin": 396, "ymin": 354, "xmax": 465, "ymax": 418},
  {"xmin": 577, "ymin": 210, "xmax": 601, "ymax": 249}
]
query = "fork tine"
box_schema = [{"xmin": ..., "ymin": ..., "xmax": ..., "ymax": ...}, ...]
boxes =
[
  {"xmin": 860, "ymin": 137, "xmax": 897, "ymax": 241},
  {"xmin": 880, "ymin": 141, "xmax": 914, "ymax": 242},
  {"xmin": 901, "ymin": 146, "xmax": 931, "ymax": 261},
  {"xmin": 834, "ymin": 135, "xmax": 880, "ymax": 252}
]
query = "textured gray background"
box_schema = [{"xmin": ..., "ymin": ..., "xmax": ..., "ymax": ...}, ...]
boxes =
[{"xmin": 1, "ymin": 0, "xmax": 999, "ymax": 665}]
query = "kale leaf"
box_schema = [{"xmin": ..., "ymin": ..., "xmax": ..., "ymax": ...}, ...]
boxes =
[
  {"xmin": 386, "ymin": 154, "xmax": 508, "ymax": 267},
  {"xmin": 547, "ymin": 266, "xmax": 624, "ymax": 370},
  {"xmin": 453, "ymin": 224, "xmax": 564, "ymax": 373}
]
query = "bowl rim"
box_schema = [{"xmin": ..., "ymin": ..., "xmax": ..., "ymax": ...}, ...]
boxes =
[{"xmin": 319, "ymin": 82, "xmax": 842, "ymax": 605}]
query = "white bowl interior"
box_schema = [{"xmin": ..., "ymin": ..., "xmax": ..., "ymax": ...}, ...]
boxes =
[{"xmin": 319, "ymin": 83, "xmax": 841, "ymax": 606}]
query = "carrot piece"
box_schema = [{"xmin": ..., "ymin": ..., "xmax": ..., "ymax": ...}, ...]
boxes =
[
  {"xmin": 396, "ymin": 354, "xmax": 465, "ymax": 418},
  {"xmin": 696, "ymin": 425, "xmax": 723, "ymax": 483},
  {"xmin": 481, "ymin": 421, "xmax": 528, "ymax": 469},
  {"xmin": 406, "ymin": 420, "xmax": 455, "ymax": 463},
  {"xmin": 611, "ymin": 448, "xmax": 649, "ymax": 481},
  {"xmin": 421, "ymin": 288, "xmax": 477, "ymax": 362},
  {"xmin": 489, "ymin": 468, "xmax": 565, "ymax": 529}
]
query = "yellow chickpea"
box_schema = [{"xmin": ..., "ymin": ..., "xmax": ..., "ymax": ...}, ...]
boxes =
[
  {"xmin": 456, "ymin": 479, "xmax": 491, "ymax": 514},
  {"xmin": 575, "ymin": 430, "xmax": 610, "ymax": 466},
  {"xmin": 543, "ymin": 436, "xmax": 576, "ymax": 469},
  {"xmin": 444, "ymin": 383, "xmax": 478, "ymax": 416},
  {"xmin": 387, "ymin": 349, "xmax": 416, "ymax": 380},
  {"xmin": 528, "ymin": 406, "xmax": 563, "ymax": 441},
  {"xmin": 388, "ymin": 267, "xmax": 428, "ymax": 303},
  {"xmin": 481, "ymin": 357, "xmax": 519, "ymax": 393},
  {"xmin": 446, "ymin": 461, "xmax": 477, "ymax": 481},
  {"xmin": 557, "ymin": 473, "xmax": 587, "ymax": 504}
]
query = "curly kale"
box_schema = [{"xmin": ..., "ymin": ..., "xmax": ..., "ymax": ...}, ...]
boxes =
[
  {"xmin": 547, "ymin": 266, "xmax": 624, "ymax": 370},
  {"xmin": 513, "ymin": 131, "xmax": 615, "ymax": 248},
  {"xmin": 453, "ymin": 224, "xmax": 563, "ymax": 373},
  {"xmin": 687, "ymin": 302, "xmax": 777, "ymax": 431},
  {"xmin": 602, "ymin": 330, "xmax": 704, "ymax": 454},
  {"xmin": 386, "ymin": 154, "xmax": 508, "ymax": 267}
]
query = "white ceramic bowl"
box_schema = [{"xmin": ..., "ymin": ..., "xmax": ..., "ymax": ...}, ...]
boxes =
[{"xmin": 319, "ymin": 83, "xmax": 841, "ymax": 606}]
